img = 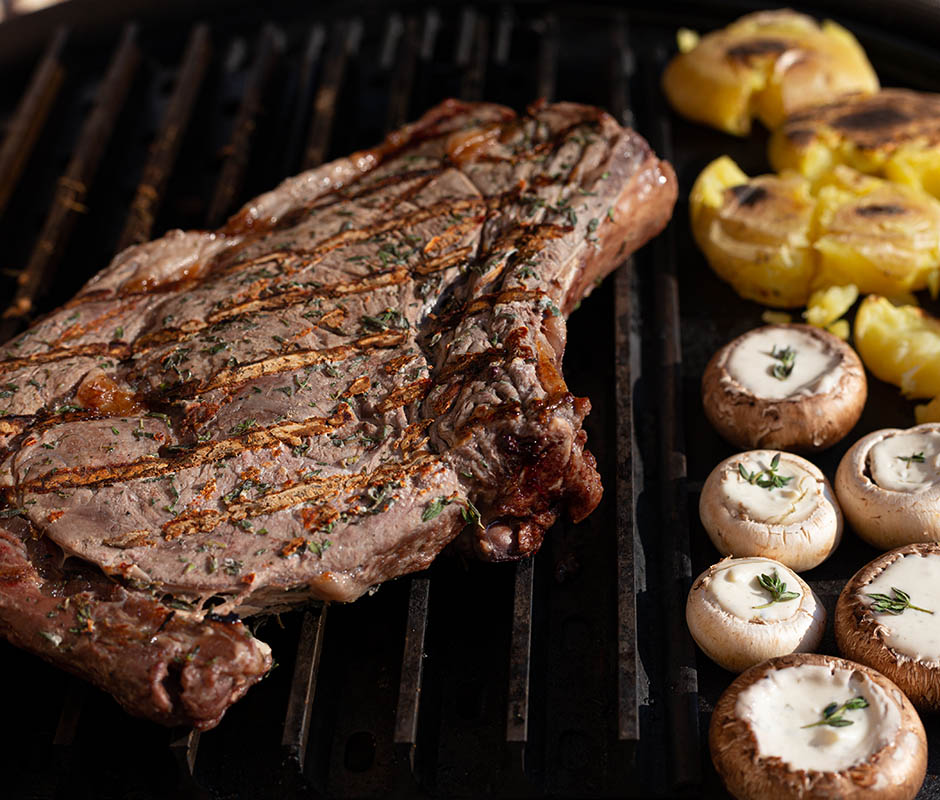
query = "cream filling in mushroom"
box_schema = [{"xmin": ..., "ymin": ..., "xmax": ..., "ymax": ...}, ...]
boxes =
[
  {"xmin": 725, "ymin": 328, "xmax": 842, "ymax": 400},
  {"xmin": 721, "ymin": 455, "xmax": 818, "ymax": 524},
  {"xmin": 868, "ymin": 431, "xmax": 940, "ymax": 492},
  {"xmin": 705, "ymin": 558, "xmax": 802, "ymax": 622},
  {"xmin": 863, "ymin": 553, "xmax": 940, "ymax": 662},
  {"xmin": 735, "ymin": 664, "xmax": 900, "ymax": 772}
]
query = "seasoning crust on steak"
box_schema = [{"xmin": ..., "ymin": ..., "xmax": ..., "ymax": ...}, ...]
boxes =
[{"xmin": 0, "ymin": 99, "xmax": 676, "ymax": 728}]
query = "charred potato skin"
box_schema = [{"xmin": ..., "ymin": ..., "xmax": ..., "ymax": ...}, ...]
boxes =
[
  {"xmin": 710, "ymin": 653, "xmax": 927, "ymax": 800},
  {"xmin": 690, "ymin": 157, "xmax": 815, "ymax": 308},
  {"xmin": 770, "ymin": 89, "xmax": 940, "ymax": 198},
  {"xmin": 691, "ymin": 157, "xmax": 940, "ymax": 307},
  {"xmin": 836, "ymin": 543, "xmax": 940, "ymax": 712},
  {"xmin": 702, "ymin": 324, "xmax": 867, "ymax": 452},
  {"xmin": 664, "ymin": 10, "xmax": 878, "ymax": 136}
]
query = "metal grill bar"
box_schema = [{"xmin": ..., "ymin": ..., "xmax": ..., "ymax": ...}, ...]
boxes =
[
  {"xmin": 385, "ymin": 15, "xmax": 420, "ymax": 132},
  {"xmin": 115, "ymin": 24, "xmax": 211, "ymax": 251},
  {"xmin": 393, "ymin": 576, "xmax": 430, "ymax": 755},
  {"xmin": 205, "ymin": 24, "xmax": 281, "ymax": 227},
  {"xmin": 610, "ymin": 12, "xmax": 639, "ymax": 745},
  {"xmin": 0, "ymin": 26, "xmax": 67, "ymax": 218},
  {"xmin": 643, "ymin": 44, "xmax": 701, "ymax": 791},
  {"xmin": 534, "ymin": 13, "xmax": 557, "ymax": 102},
  {"xmin": 0, "ymin": 23, "xmax": 139, "ymax": 344},
  {"xmin": 457, "ymin": 8, "xmax": 488, "ymax": 102},
  {"xmin": 302, "ymin": 19, "xmax": 361, "ymax": 171},
  {"xmin": 506, "ymin": 556, "xmax": 534, "ymax": 747},
  {"xmin": 282, "ymin": 605, "xmax": 329, "ymax": 769},
  {"xmin": 169, "ymin": 727, "xmax": 201, "ymax": 777},
  {"xmin": 278, "ymin": 24, "xmax": 325, "ymax": 177}
]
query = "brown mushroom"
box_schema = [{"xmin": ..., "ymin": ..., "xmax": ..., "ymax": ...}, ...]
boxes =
[
  {"xmin": 710, "ymin": 653, "xmax": 926, "ymax": 800},
  {"xmin": 835, "ymin": 423, "xmax": 940, "ymax": 549},
  {"xmin": 836, "ymin": 543, "xmax": 940, "ymax": 711},
  {"xmin": 702, "ymin": 324, "xmax": 866, "ymax": 452}
]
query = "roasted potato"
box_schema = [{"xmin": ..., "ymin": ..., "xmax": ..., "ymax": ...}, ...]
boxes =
[
  {"xmin": 690, "ymin": 158, "xmax": 940, "ymax": 306},
  {"xmin": 854, "ymin": 295, "xmax": 940, "ymax": 399},
  {"xmin": 663, "ymin": 10, "xmax": 878, "ymax": 136},
  {"xmin": 813, "ymin": 166, "xmax": 940, "ymax": 296},
  {"xmin": 769, "ymin": 89, "xmax": 940, "ymax": 198},
  {"xmin": 690, "ymin": 156, "xmax": 815, "ymax": 307}
]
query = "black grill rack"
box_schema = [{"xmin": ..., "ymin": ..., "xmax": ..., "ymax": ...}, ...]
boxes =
[{"xmin": 4, "ymin": 2, "xmax": 940, "ymax": 798}]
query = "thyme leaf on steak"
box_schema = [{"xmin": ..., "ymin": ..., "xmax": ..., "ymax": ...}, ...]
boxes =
[
  {"xmin": 360, "ymin": 309, "xmax": 410, "ymax": 333},
  {"xmin": 422, "ymin": 496, "xmax": 452, "ymax": 522}
]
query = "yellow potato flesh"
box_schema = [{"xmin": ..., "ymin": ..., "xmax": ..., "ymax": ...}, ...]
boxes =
[
  {"xmin": 690, "ymin": 157, "xmax": 814, "ymax": 307},
  {"xmin": 854, "ymin": 295, "xmax": 940, "ymax": 398},
  {"xmin": 803, "ymin": 284, "xmax": 858, "ymax": 327},
  {"xmin": 663, "ymin": 11, "xmax": 877, "ymax": 136},
  {"xmin": 691, "ymin": 157, "xmax": 940, "ymax": 307}
]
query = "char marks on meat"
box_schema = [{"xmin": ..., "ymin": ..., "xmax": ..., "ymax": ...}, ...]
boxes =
[{"xmin": 0, "ymin": 99, "xmax": 676, "ymax": 728}]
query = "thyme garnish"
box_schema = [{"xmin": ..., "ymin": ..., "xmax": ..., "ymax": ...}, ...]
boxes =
[
  {"xmin": 801, "ymin": 697, "xmax": 869, "ymax": 729},
  {"xmin": 770, "ymin": 345, "xmax": 796, "ymax": 380},
  {"xmin": 752, "ymin": 571, "xmax": 800, "ymax": 609},
  {"xmin": 898, "ymin": 452, "xmax": 926, "ymax": 465},
  {"xmin": 737, "ymin": 453, "xmax": 793, "ymax": 490},
  {"xmin": 866, "ymin": 587, "xmax": 934, "ymax": 615}
]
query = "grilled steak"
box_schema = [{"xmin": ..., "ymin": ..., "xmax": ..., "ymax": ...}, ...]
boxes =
[{"xmin": 0, "ymin": 99, "xmax": 676, "ymax": 728}]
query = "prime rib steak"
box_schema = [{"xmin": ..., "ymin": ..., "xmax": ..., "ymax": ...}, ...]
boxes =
[{"xmin": 0, "ymin": 99, "xmax": 676, "ymax": 728}]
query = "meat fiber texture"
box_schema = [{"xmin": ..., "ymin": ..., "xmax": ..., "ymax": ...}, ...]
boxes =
[{"xmin": 0, "ymin": 99, "xmax": 676, "ymax": 727}]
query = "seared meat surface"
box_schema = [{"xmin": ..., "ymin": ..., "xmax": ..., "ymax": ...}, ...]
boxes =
[{"xmin": 0, "ymin": 99, "xmax": 676, "ymax": 727}]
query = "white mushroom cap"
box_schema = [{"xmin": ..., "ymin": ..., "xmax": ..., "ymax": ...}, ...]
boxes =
[
  {"xmin": 837, "ymin": 542, "xmax": 940, "ymax": 711},
  {"xmin": 710, "ymin": 653, "xmax": 927, "ymax": 800},
  {"xmin": 702, "ymin": 324, "xmax": 866, "ymax": 452},
  {"xmin": 687, "ymin": 556, "xmax": 825, "ymax": 672},
  {"xmin": 836, "ymin": 423, "xmax": 940, "ymax": 549},
  {"xmin": 700, "ymin": 450, "xmax": 843, "ymax": 571}
]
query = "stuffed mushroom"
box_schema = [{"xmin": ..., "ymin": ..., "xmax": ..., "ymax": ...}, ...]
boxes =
[
  {"xmin": 836, "ymin": 543, "xmax": 940, "ymax": 710},
  {"xmin": 702, "ymin": 324, "xmax": 866, "ymax": 452},
  {"xmin": 836, "ymin": 423, "xmax": 940, "ymax": 549},
  {"xmin": 699, "ymin": 450, "xmax": 843, "ymax": 571},
  {"xmin": 710, "ymin": 653, "xmax": 927, "ymax": 799},
  {"xmin": 687, "ymin": 556, "xmax": 826, "ymax": 672}
]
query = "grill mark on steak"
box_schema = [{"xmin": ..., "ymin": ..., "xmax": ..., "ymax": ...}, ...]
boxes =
[
  {"xmin": 175, "ymin": 331, "xmax": 406, "ymax": 396},
  {"xmin": 161, "ymin": 451, "xmax": 440, "ymax": 540},
  {"xmin": 0, "ymin": 99, "xmax": 677, "ymax": 729},
  {"xmin": 14, "ymin": 406, "xmax": 353, "ymax": 494},
  {"xmin": 0, "ymin": 342, "xmax": 130, "ymax": 373}
]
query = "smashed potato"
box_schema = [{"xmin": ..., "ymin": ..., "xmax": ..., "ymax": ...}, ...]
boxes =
[
  {"xmin": 663, "ymin": 10, "xmax": 878, "ymax": 136},
  {"xmin": 689, "ymin": 156, "xmax": 814, "ymax": 307},
  {"xmin": 854, "ymin": 295, "xmax": 940, "ymax": 398},
  {"xmin": 690, "ymin": 158, "xmax": 940, "ymax": 306},
  {"xmin": 769, "ymin": 89, "xmax": 940, "ymax": 198}
]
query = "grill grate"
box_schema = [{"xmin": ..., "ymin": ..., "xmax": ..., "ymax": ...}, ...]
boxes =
[
  {"xmin": 19, "ymin": 2, "xmax": 940, "ymax": 798},
  {"xmin": 1, "ymin": 7, "xmax": 656, "ymax": 797}
]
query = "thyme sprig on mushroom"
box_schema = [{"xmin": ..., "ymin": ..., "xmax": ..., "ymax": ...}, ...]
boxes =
[
  {"xmin": 752, "ymin": 570, "xmax": 800, "ymax": 609},
  {"xmin": 897, "ymin": 452, "xmax": 926, "ymax": 465},
  {"xmin": 801, "ymin": 696, "xmax": 870, "ymax": 729},
  {"xmin": 769, "ymin": 345, "xmax": 796, "ymax": 380},
  {"xmin": 737, "ymin": 453, "xmax": 793, "ymax": 490},
  {"xmin": 866, "ymin": 586, "xmax": 934, "ymax": 616}
]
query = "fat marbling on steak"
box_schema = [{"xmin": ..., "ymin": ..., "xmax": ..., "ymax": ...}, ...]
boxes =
[{"xmin": 0, "ymin": 99, "xmax": 676, "ymax": 728}]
